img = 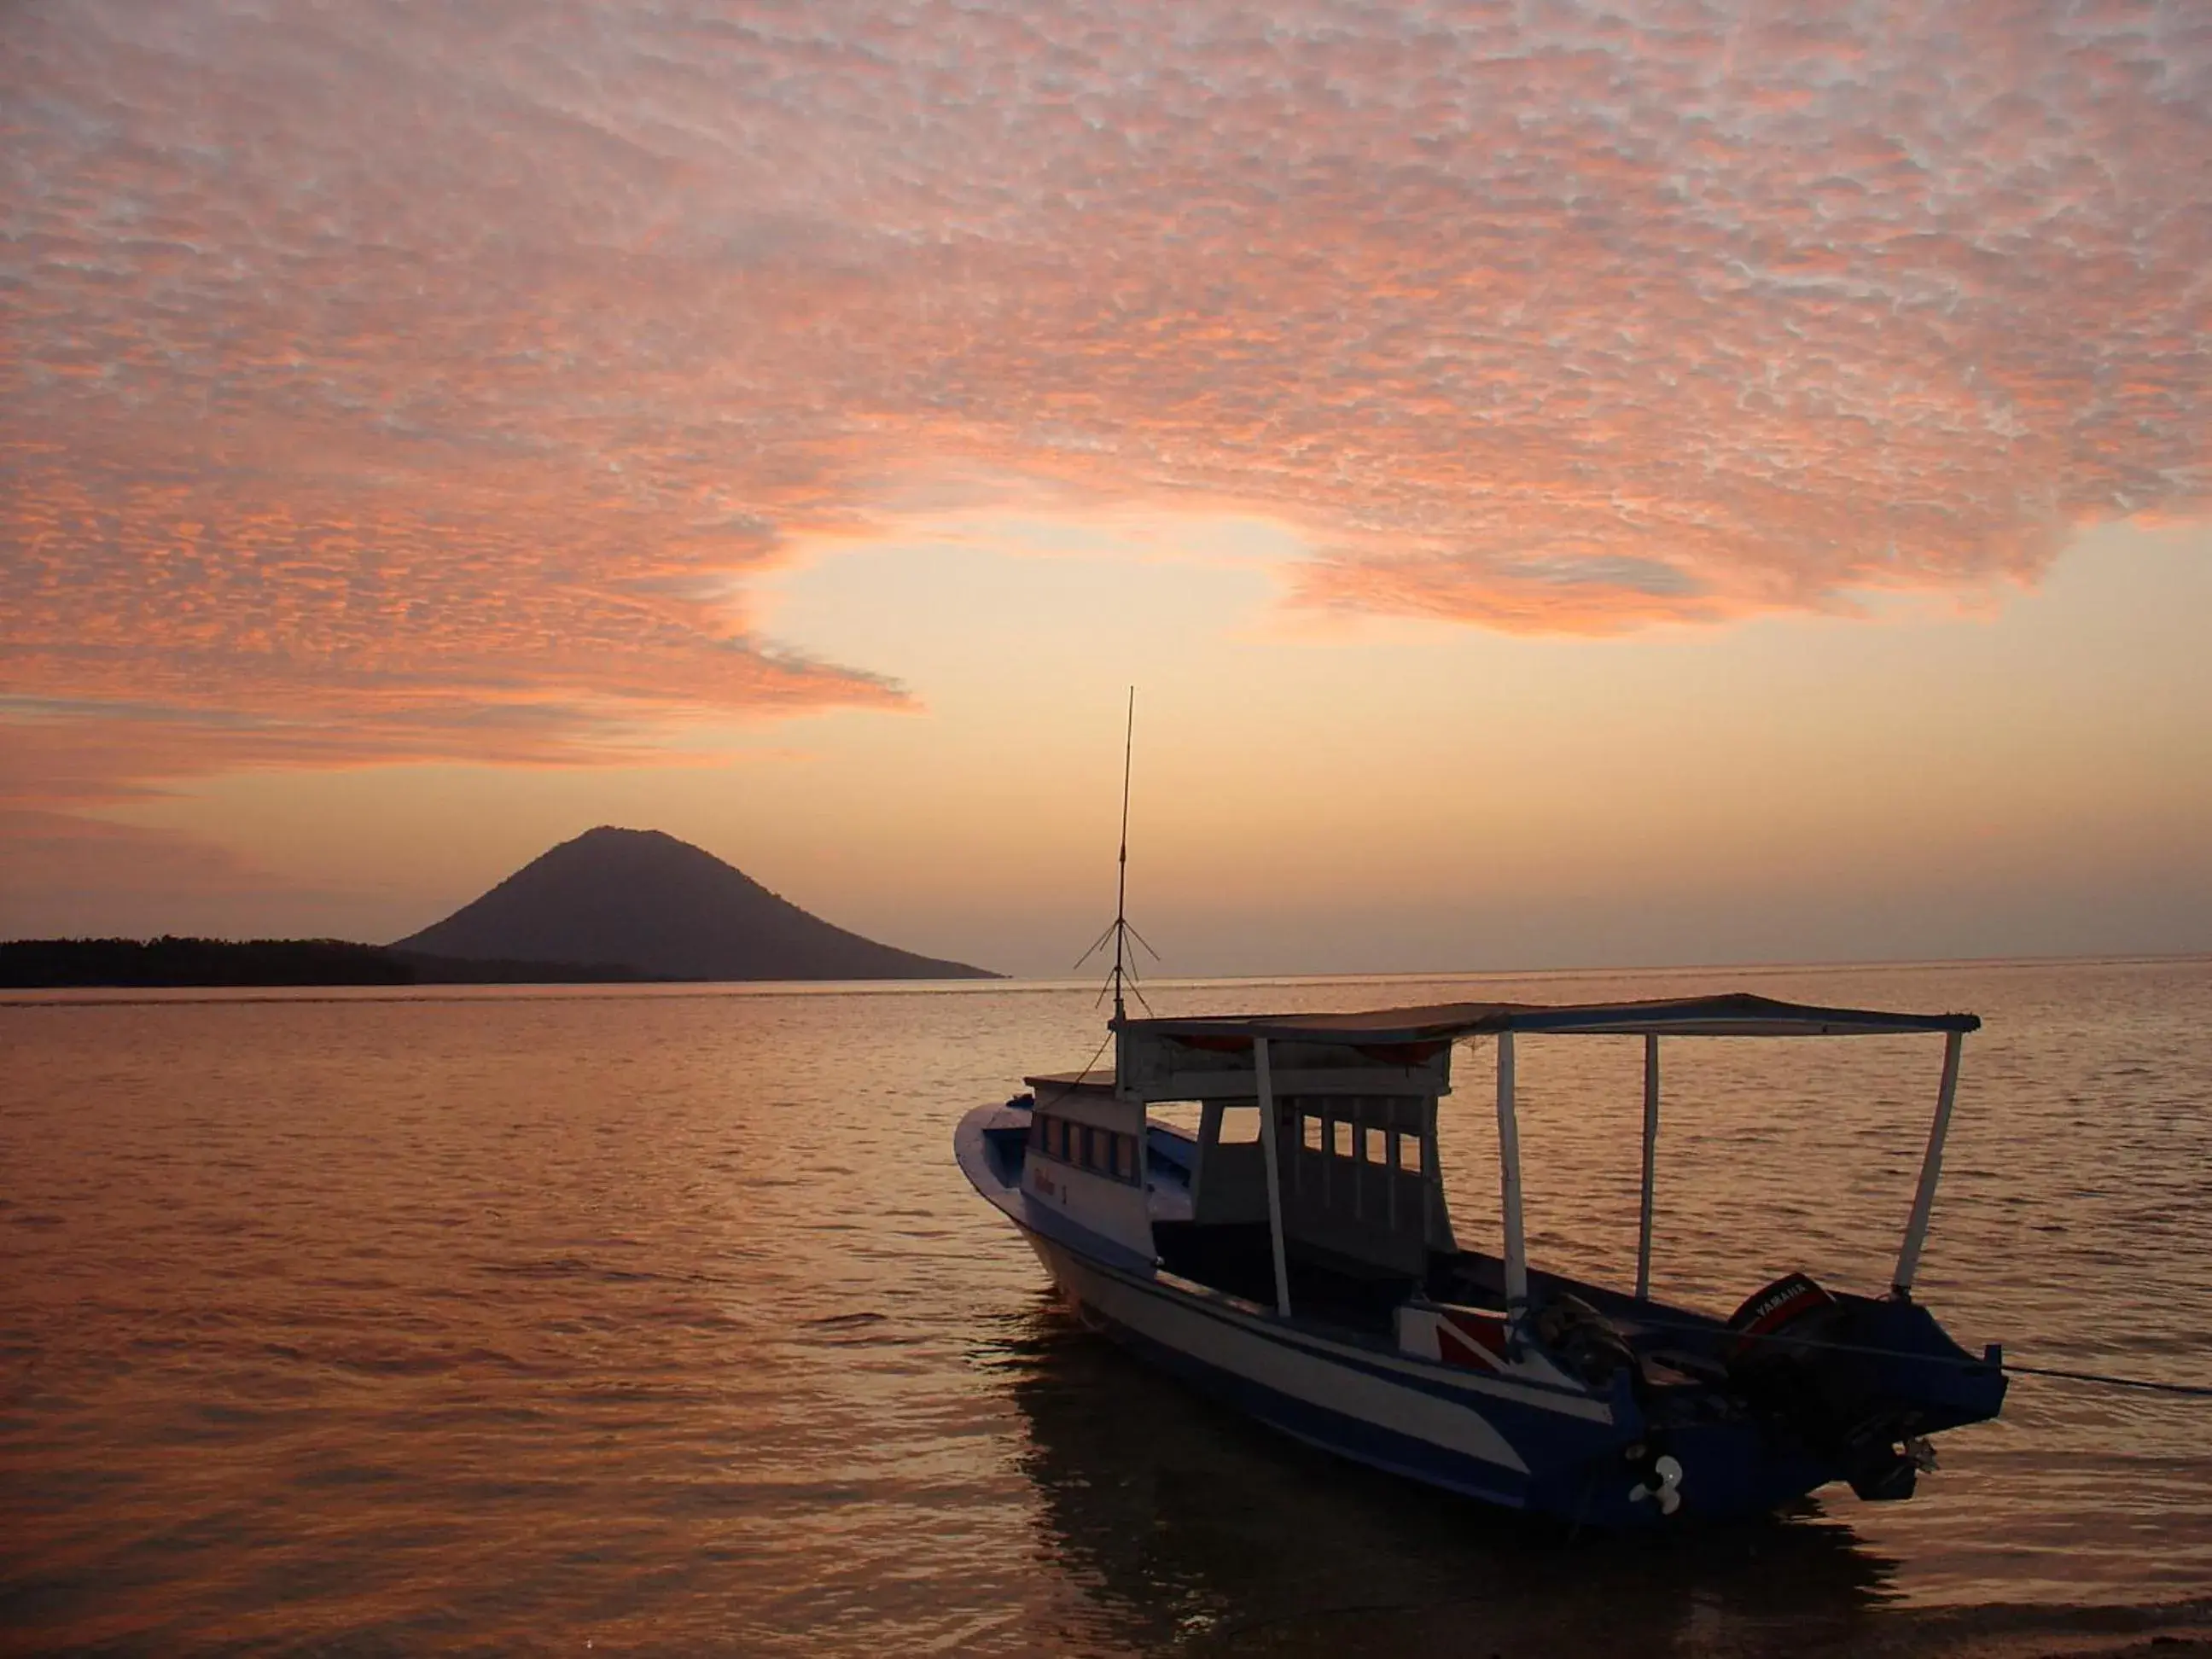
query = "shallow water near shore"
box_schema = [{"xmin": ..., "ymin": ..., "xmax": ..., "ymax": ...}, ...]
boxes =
[{"xmin": 4, "ymin": 958, "xmax": 2210, "ymax": 1654}]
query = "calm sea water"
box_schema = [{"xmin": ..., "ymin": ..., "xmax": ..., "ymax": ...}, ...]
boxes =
[{"xmin": 4, "ymin": 958, "xmax": 2210, "ymax": 1656}]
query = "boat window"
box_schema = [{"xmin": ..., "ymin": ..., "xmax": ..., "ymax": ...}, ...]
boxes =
[
  {"xmin": 1114, "ymin": 1132, "xmax": 1137, "ymax": 1182},
  {"xmin": 1216, "ymin": 1106, "xmax": 1260, "ymax": 1144},
  {"xmin": 1302, "ymin": 1115, "xmax": 1323, "ymax": 1152},
  {"xmin": 1333, "ymin": 1120, "xmax": 1353, "ymax": 1158},
  {"xmin": 1398, "ymin": 1133, "xmax": 1425, "ymax": 1174},
  {"xmin": 1080, "ymin": 1125, "xmax": 1098, "ymax": 1169},
  {"xmin": 1050, "ymin": 1116, "xmax": 1070, "ymax": 1162}
]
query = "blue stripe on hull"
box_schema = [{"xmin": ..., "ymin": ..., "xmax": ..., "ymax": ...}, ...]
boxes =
[
  {"xmin": 1096, "ymin": 1295, "xmax": 1534, "ymax": 1510},
  {"xmin": 1029, "ymin": 1229, "xmax": 1848, "ymax": 1527},
  {"xmin": 1027, "ymin": 1233, "xmax": 1617, "ymax": 1515}
]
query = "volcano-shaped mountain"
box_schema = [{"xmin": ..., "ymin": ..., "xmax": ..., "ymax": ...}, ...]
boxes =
[{"xmin": 393, "ymin": 827, "xmax": 994, "ymax": 981}]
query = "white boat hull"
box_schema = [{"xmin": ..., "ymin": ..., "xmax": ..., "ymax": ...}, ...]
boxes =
[{"xmin": 1022, "ymin": 1226, "xmax": 1548, "ymax": 1506}]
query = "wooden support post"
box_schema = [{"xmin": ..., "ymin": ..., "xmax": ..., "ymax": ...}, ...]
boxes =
[
  {"xmin": 1419, "ymin": 1095, "xmax": 1437, "ymax": 1249},
  {"xmin": 1386, "ymin": 1124, "xmax": 1399, "ymax": 1231},
  {"xmin": 1351, "ymin": 1098, "xmax": 1364, "ymax": 1222},
  {"xmin": 1894, "ymin": 1030, "xmax": 1965, "ymax": 1299},
  {"xmin": 1192, "ymin": 1099, "xmax": 1222, "ymax": 1212},
  {"xmin": 1496, "ymin": 1033, "xmax": 1529, "ymax": 1329},
  {"xmin": 1636, "ymin": 1033, "xmax": 1659, "ymax": 1302},
  {"xmin": 1255, "ymin": 1039, "xmax": 1293, "ymax": 1318}
]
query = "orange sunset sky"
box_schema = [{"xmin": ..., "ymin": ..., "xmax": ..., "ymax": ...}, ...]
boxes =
[{"xmin": 3, "ymin": 1, "xmax": 2207, "ymax": 976}]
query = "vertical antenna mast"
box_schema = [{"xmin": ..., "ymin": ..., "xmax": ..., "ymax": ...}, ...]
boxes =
[
  {"xmin": 1110, "ymin": 686, "xmax": 1134, "ymax": 1025},
  {"xmin": 1074, "ymin": 686, "xmax": 1153, "ymax": 1023}
]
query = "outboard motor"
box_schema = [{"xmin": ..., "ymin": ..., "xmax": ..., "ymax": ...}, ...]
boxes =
[
  {"xmin": 1728, "ymin": 1272, "xmax": 1837, "ymax": 1353},
  {"xmin": 1726, "ymin": 1272, "xmax": 1925, "ymax": 1501}
]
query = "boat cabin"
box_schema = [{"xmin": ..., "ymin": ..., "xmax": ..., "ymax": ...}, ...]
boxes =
[{"xmin": 1026, "ymin": 992, "xmax": 1982, "ymax": 1342}]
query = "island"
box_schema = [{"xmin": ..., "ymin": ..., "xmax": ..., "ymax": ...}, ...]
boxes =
[{"xmin": 3, "ymin": 827, "xmax": 998, "ymax": 987}]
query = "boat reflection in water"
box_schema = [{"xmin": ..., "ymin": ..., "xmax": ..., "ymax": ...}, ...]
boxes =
[{"xmin": 997, "ymin": 1298, "xmax": 1901, "ymax": 1658}]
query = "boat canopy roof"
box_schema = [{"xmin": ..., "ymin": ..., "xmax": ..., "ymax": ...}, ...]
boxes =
[{"xmin": 1117, "ymin": 992, "xmax": 1978, "ymax": 1045}]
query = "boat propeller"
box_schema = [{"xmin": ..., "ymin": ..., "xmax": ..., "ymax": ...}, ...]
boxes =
[{"xmin": 1629, "ymin": 1453, "xmax": 1685, "ymax": 1516}]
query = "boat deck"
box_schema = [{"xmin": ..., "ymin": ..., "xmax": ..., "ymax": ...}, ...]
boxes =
[{"xmin": 1152, "ymin": 1220, "xmax": 1419, "ymax": 1336}]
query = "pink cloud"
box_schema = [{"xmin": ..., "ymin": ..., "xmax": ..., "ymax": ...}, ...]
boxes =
[{"xmin": 1, "ymin": 0, "xmax": 2205, "ymax": 822}]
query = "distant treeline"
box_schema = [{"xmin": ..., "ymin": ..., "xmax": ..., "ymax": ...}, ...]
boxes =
[{"xmin": 0, "ymin": 937, "xmax": 660, "ymax": 989}]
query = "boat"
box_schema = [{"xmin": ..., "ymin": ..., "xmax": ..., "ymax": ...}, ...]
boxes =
[{"xmin": 954, "ymin": 992, "xmax": 2008, "ymax": 1526}]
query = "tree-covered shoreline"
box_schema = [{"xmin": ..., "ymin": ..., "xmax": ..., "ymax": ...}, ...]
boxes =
[{"xmin": 0, "ymin": 937, "xmax": 656, "ymax": 988}]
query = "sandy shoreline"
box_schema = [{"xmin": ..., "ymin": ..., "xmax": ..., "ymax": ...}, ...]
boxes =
[
  {"xmin": 1690, "ymin": 1603, "xmax": 2212, "ymax": 1659},
  {"xmin": 1187, "ymin": 1596, "xmax": 2212, "ymax": 1656},
  {"xmin": 1847, "ymin": 1610, "xmax": 2212, "ymax": 1659}
]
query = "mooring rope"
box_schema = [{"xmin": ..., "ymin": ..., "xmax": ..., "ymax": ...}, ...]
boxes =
[
  {"xmin": 1994, "ymin": 1361, "xmax": 2212, "ymax": 1400},
  {"xmin": 1028, "ymin": 1027, "xmax": 1116, "ymax": 1114}
]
